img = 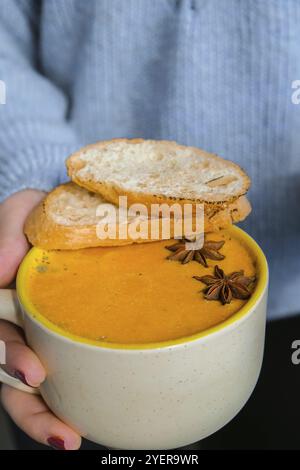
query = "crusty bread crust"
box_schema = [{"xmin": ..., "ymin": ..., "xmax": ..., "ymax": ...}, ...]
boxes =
[
  {"xmin": 24, "ymin": 183, "xmax": 251, "ymax": 250},
  {"xmin": 24, "ymin": 183, "xmax": 149, "ymax": 250},
  {"xmin": 66, "ymin": 138, "xmax": 251, "ymax": 209}
]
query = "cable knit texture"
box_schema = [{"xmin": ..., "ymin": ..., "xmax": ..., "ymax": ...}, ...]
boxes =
[{"xmin": 0, "ymin": 0, "xmax": 299, "ymax": 319}]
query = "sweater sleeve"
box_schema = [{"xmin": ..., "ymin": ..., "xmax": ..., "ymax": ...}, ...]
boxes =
[{"xmin": 0, "ymin": 0, "xmax": 81, "ymax": 203}]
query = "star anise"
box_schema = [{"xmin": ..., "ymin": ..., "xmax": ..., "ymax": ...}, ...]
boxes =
[
  {"xmin": 193, "ymin": 265, "xmax": 255, "ymax": 304},
  {"xmin": 166, "ymin": 237, "xmax": 225, "ymax": 266}
]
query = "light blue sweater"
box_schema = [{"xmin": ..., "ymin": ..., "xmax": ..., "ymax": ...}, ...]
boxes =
[{"xmin": 0, "ymin": 0, "xmax": 299, "ymax": 319}]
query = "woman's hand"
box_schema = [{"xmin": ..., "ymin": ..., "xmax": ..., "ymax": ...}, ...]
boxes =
[{"xmin": 0, "ymin": 190, "xmax": 81, "ymax": 450}]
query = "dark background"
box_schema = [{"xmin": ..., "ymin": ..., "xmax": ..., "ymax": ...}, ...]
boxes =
[{"xmin": 3, "ymin": 315, "xmax": 300, "ymax": 450}]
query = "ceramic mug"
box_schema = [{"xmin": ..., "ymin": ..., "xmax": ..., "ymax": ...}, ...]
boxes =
[{"xmin": 0, "ymin": 226, "xmax": 268, "ymax": 449}]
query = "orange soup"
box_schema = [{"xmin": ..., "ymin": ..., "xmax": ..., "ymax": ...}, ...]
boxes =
[{"xmin": 23, "ymin": 230, "xmax": 257, "ymax": 344}]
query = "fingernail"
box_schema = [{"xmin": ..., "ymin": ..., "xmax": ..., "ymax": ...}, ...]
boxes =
[
  {"xmin": 14, "ymin": 370, "xmax": 30, "ymax": 386},
  {"xmin": 14, "ymin": 369, "xmax": 40, "ymax": 388},
  {"xmin": 47, "ymin": 436, "xmax": 66, "ymax": 450}
]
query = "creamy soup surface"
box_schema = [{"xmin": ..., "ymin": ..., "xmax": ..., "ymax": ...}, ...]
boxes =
[{"xmin": 25, "ymin": 230, "xmax": 257, "ymax": 344}]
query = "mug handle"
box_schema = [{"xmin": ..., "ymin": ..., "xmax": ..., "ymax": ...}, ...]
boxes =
[{"xmin": 0, "ymin": 289, "xmax": 40, "ymax": 394}]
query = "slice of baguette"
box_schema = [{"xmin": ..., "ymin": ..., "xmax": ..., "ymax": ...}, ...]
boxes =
[
  {"xmin": 66, "ymin": 139, "xmax": 251, "ymax": 211},
  {"xmin": 24, "ymin": 182, "xmax": 251, "ymax": 250},
  {"xmin": 24, "ymin": 183, "xmax": 142, "ymax": 250}
]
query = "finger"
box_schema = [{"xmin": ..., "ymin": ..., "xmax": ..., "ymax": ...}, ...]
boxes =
[
  {"xmin": 1, "ymin": 385, "xmax": 81, "ymax": 450},
  {"xmin": 0, "ymin": 189, "xmax": 45, "ymax": 236},
  {"xmin": 0, "ymin": 320, "xmax": 46, "ymax": 387},
  {"xmin": 0, "ymin": 235, "xmax": 29, "ymax": 287},
  {"xmin": 0, "ymin": 189, "xmax": 45, "ymax": 286}
]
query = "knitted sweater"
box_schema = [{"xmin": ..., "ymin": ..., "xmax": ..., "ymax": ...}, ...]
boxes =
[{"xmin": 0, "ymin": 0, "xmax": 299, "ymax": 319}]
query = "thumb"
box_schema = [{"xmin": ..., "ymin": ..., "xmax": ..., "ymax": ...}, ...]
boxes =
[{"xmin": 0, "ymin": 190, "xmax": 45, "ymax": 287}]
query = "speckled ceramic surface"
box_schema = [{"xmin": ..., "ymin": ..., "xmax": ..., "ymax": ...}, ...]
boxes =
[{"xmin": 0, "ymin": 227, "xmax": 268, "ymax": 449}]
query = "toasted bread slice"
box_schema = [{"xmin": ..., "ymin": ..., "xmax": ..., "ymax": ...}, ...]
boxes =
[
  {"xmin": 24, "ymin": 183, "xmax": 146, "ymax": 250},
  {"xmin": 24, "ymin": 182, "xmax": 251, "ymax": 250},
  {"xmin": 66, "ymin": 139, "xmax": 251, "ymax": 210}
]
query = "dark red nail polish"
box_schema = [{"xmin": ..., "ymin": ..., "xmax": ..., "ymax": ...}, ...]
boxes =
[
  {"xmin": 14, "ymin": 370, "xmax": 30, "ymax": 386},
  {"xmin": 47, "ymin": 436, "xmax": 66, "ymax": 450}
]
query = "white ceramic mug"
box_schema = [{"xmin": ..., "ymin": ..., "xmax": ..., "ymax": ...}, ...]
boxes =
[{"xmin": 0, "ymin": 226, "xmax": 268, "ymax": 449}]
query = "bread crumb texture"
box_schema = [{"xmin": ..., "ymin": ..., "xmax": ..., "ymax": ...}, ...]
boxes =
[{"xmin": 68, "ymin": 140, "xmax": 250, "ymax": 203}]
